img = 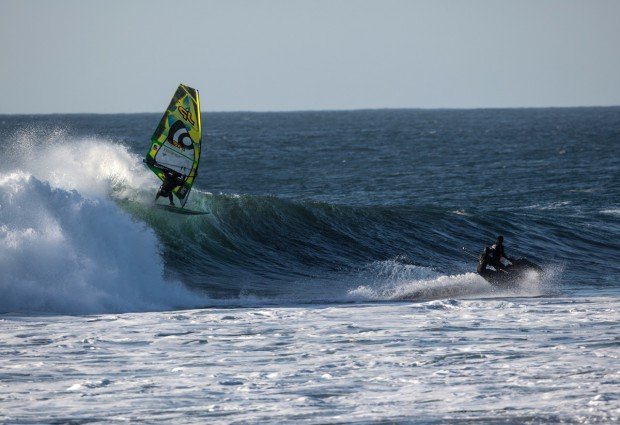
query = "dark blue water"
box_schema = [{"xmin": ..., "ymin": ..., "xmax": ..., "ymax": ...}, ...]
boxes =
[{"xmin": 1, "ymin": 108, "xmax": 618, "ymax": 306}]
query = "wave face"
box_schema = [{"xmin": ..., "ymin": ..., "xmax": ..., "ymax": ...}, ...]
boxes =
[{"xmin": 0, "ymin": 109, "xmax": 618, "ymax": 313}]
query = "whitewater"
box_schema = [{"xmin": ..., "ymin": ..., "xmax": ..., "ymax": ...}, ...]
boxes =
[{"xmin": 1, "ymin": 109, "xmax": 618, "ymax": 423}]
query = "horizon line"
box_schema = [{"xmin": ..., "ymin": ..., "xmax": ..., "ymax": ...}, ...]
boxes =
[{"xmin": 1, "ymin": 104, "xmax": 619, "ymax": 116}]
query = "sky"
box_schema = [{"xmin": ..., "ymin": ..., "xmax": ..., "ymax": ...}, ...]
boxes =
[{"xmin": 1, "ymin": 0, "xmax": 619, "ymax": 114}]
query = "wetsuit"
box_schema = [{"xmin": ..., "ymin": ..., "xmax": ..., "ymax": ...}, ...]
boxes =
[
  {"xmin": 155, "ymin": 170, "xmax": 184, "ymax": 205},
  {"xmin": 489, "ymin": 241, "xmax": 512, "ymax": 271},
  {"xmin": 477, "ymin": 247, "xmax": 496, "ymax": 279}
]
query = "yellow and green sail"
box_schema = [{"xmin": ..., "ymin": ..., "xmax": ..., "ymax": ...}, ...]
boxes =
[{"xmin": 145, "ymin": 84, "xmax": 202, "ymax": 207}]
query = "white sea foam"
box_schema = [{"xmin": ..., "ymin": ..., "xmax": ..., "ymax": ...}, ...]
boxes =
[
  {"xmin": 348, "ymin": 272, "xmax": 491, "ymax": 301},
  {"xmin": 0, "ymin": 163, "xmax": 205, "ymax": 314},
  {"xmin": 347, "ymin": 258, "xmax": 556, "ymax": 302},
  {"xmin": 601, "ymin": 208, "xmax": 620, "ymax": 216},
  {"xmin": 523, "ymin": 201, "xmax": 572, "ymax": 210},
  {"xmin": 3, "ymin": 127, "xmax": 154, "ymax": 198},
  {"xmin": 1, "ymin": 298, "xmax": 618, "ymax": 423}
]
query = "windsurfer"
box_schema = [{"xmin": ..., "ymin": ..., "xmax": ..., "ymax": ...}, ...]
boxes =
[{"xmin": 155, "ymin": 169, "xmax": 184, "ymax": 206}]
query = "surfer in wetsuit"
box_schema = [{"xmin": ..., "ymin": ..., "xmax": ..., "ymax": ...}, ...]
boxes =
[{"xmin": 155, "ymin": 169, "xmax": 184, "ymax": 206}]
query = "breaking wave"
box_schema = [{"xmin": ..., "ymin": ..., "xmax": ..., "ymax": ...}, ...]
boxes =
[
  {"xmin": 0, "ymin": 172, "xmax": 204, "ymax": 314},
  {"xmin": 0, "ymin": 130, "xmax": 592, "ymax": 314}
]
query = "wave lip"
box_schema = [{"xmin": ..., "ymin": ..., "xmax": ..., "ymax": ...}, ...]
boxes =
[{"xmin": 0, "ymin": 172, "xmax": 204, "ymax": 315}]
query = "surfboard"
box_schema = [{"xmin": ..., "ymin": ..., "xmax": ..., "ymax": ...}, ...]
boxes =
[
  {"xmin": 154, "ymin": 204, "xmax": 209, "ymax": 215},
  {"xmin": 145, "ymin": 84, "xmax": 203, "ymax": 207}
]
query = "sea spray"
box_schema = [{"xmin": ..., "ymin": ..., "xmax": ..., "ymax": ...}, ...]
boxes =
[
  {"xmin": 0, "ymin": 173, "xmax": 204, "ymax": 314},
  {"xmin": 3, "ymin": 126, "xmax": 154, "ymax": 198}
]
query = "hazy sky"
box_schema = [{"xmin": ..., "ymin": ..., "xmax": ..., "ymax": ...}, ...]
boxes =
[{"xmin": 1, "ymin": 0, "xmax": 619, "ymax": 113}]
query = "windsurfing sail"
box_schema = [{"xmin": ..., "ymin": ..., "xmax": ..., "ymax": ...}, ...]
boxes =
[{"xmin": 145, "ymin": 84, "xmax": 202, "ymax": 207}]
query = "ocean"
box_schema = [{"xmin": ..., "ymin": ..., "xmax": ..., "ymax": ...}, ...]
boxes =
[{"xmin": 1, "ymin": 108, "xmax": 618, "ymax": 423}]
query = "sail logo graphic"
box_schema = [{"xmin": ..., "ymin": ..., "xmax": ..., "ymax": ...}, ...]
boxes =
[
  {"xmin": 177, "ymin": 106, "xmax": 195, "ymax": 125},
  {"xmin": 167, "ymin": 121, "xmax": 194, "ymax": 151}
]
